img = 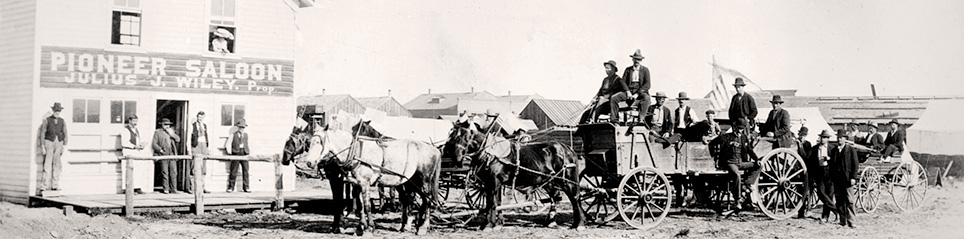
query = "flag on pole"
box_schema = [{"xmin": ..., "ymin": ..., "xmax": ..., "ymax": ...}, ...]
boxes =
[{"xmin": 708, "ymin": 57, "xmax": 763, "ymax": 111}]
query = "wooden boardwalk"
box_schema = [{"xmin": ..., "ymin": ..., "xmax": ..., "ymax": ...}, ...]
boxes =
[{"xmin": 30, "ymin": 190, "xmax": 334, "ymax": 214}]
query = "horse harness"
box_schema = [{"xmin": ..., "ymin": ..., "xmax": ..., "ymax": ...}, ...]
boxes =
[
  {"xmin": 341, "ymin": 134, "xmax": 410, "ymax": 185},
  {"xmin": 471, "ymin": 134, "xmax": 580, "ymax": 188}
]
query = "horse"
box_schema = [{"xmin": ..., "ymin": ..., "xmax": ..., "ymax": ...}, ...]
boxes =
[
  {"xmin": 292, "ymin": 121, "xmax": 442, "ymax": 236},
  {"xmin": 445, "ymin": 125, "xmax": 586, "ymax": 230}
]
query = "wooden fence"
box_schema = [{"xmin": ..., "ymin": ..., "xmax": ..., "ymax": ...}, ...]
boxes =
[{"xmin": 118, "ymin": 154, "xmax": 283, "ymax": 216}]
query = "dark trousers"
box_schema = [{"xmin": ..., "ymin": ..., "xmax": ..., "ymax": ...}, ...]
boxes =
[
  {"xmin": 834, "ymin": 181, "xmax": 856, "ymax": 226},
  {"xmin": 228, "ymin": 161, "xmax": 250, "ymax": 191},
  {"xmin": 160, "ymin": 159, "xmax": 178, "ymax": 193},
  {"xmin": 798, "ymin": 166, "xmax": 837, "ymax": 219},
  {"xmin": 881, "ymin": 144, "xmax": 901, "ymax": 157},
  {"xmin": 725, "ymin": 162, "xmax": 761, "ymax": 205}
]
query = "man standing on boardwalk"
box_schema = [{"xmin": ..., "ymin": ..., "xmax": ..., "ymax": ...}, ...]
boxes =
[
  {"xmin": 187, "ymin": 111, "xmax": 211, "ymax": 194},
  {"xmin": 226, "ymin": 119, "xmax": 251, "ymax": 193},
  {"xmin": 831, "ymin": 129, "xmax": 859, "ymax": 228},
  {"xmin": 152, "ymin": 118, "xmax": 181, "ymax": 194},
  {"xmin": 120, "ymin": 115, "xmax": 149, "ymax": 194},
  {"xmin": 38, "ymin": 102, "xmax": 68, "ymax": 193}
]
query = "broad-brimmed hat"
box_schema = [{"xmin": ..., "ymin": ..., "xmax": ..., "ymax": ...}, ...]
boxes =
[
  {"xmin": 485, "ymin": 109, "xmax": 499, "ymax": 117},
  {"xmin": 888, "ymin": 119, "xmax": 900, "ymax": 125},
  {"xmin": 236, "ymin": 119, "xmax": 248, "ymax": 128},
  {"xmin": 733, "ymin": 78, "xmax": 747, "ymax": 86},
  {"xmin": 603, "ymin": 60, "xmax": 617, "ymax": 69},
  {"xmin": 51, "ymin": 102, "xmax": 64, "ymax": 111},
  {"xmin": 733, "ymin": 118, "xmax": 748, "ymax": 129},
  {"xmin": 836, "ymin": 129, "xmax": 849, "ymax": 138},
  {"xmin": 677, "ymin": 92, "xmax": 689, "ymax": 100},
  {"xmin": 214, "ymin": 28, "xmax": 235, "ymax": 40},
  {"xmin": 629, "ymin": 49, "xmax": 645, "ymax": 60},
  {"xmin": 159, "ymin": 118, "xmax": 173, "ymax": 125},
  {"xmin": 798, "ymin": 126, "xmax": 809, "ymax": 136},
  {"xmin": 653, "ymin": 91, "xmax": 667, "ymax": 99},
  {"xmin": 818, "ymin": 129, "xmax": 832, "ymax": 138},
  {"xmin": 866, "ymin": 121, "xmax": 878, "ymax": 129},
  {"xmin": 770, "ymin": 95, "xmax": 784, "ymax": 103}
]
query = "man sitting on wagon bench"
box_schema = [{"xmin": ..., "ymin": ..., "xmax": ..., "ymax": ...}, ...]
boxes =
[{"xmin": 712, "ymin": 118, "xmax": 761, "ymax": 213}]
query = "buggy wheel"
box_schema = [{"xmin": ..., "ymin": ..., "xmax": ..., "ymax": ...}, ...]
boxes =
[
  {"xmin": 891, "ymin": 161, "xmax": 927, "ymax": 212},
  {"xmin": 856, "ymin": 166, "xmax": 882, "ymax": 213},
  {"xmin": 756, "ymin": 148, "xmax": 808, "ymax": 220},
  {"xmin": 616, "ymin": 167, "xmax": 671, "ymax": 230},
  {"xmin": 579, "ymin": 174, "xmax": 618, "ymax": 224},
  {"xmin": 464, "ymin": 173, "xmax": 485, "ymax": 210}
]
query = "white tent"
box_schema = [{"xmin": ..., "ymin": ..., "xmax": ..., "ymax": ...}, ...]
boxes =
[
  {"xmin": 331, "ymin": 110, "xmax": 452, "ymax": 146},
  {"xmin": 755, "ymin": 107, "xmax": 834, "ymax": 144},
  {"xmin": 907, "ymin": 100, "xmax": 964, "ymax": 156}
]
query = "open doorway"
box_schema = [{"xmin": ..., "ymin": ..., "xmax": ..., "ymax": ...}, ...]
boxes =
[{"xmin": 153, "ymin": 99, "xmax": 188, "ymax": 192}]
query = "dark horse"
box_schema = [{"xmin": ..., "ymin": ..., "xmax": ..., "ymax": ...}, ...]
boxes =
[
  {"xmin": 445, "ymin": 125, "xmax": 586, "ymax": 230},
  {"xmin": 283, "ymin": 121, "xmax": 441, "ymax": 235}
]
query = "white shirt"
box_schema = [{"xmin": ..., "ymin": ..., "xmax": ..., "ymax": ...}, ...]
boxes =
[
  {"xmin": 675, "ymin": 106, "xmax": 700, "ymax": 128},
  {"xmin": 652, "ymin": 106, "xmax": 664, "ymax": 126},
  {"xmin": 195, "ymin": 122, "xmax": 207, "ymax": 143},
  {"xmin": 630, "ymin": 65, "xmax": 640, "ymax": 83}
]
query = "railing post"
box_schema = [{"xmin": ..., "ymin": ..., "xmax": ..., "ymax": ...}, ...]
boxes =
[
  {"xmin": 124, "ymin": 156, "xmax": 134, "ymax": 217},
  {"xmin": 273, "ymin": 155, "xmax": 284, "ymax": 211},
  {"xmin": 193, "ymin": 154, "xmax": 204, "ymax": 215}
]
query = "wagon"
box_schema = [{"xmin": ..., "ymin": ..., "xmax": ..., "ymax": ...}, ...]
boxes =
[
  {"xmin": 854, "ymin": 157, "xmax": 928, "ymax": 213},
  {"xmin": 574, "ymin": 122, "xmax": 809, "ymax": 230}
]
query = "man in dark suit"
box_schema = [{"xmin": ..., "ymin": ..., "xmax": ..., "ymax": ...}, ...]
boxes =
[
  {"xmin": 860, "ymin": 121, "xmax": 885, "ymax": 151},
  {"xmin": 226, "ymin": 119, "xmax": 251, "ymax": 193},
  {"xmin": 728, "ymin": 78, "xmax": 757, "ymax": 133},
  {"xmin": 710, "ymin": 118, "xmax": 761, "ymax": 213},
  {"xmin": 881, "ymin": 119, "xmax": 905, "ymax": 162},
  {"xmin": 623, "ymin": 49, "xmax": 651, "ymax": 114},
  {"xmin": 761, "ymin": 95, "xmax": 792, "ymax": 148},
  {"xmin": 591, "ymin": 60, "xmax": 633, "ymax": 123},
  {"xmin": 646, "ymin": 92, "xmax": 674, "ymax": 137},
  {"xmin": 152, "ymin": 118, "xmax": 182, "ymax": 194},
  {"xmin": 831, "ymin": 129, "xmax": 859, "ymax": 228},
  {"xmin": 797, "ymin": 129, "xmax": 837, "ymax": 222}
]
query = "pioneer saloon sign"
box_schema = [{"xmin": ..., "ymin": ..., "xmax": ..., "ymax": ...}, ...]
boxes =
[{"xmin": 40, "ymin": 46, "xmax": 294, "ymax": 96}]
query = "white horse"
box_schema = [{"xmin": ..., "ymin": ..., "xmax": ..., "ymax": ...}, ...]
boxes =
[{"xmin": 299, "ymin": 126, "xmax": 441, "ymax": 235}]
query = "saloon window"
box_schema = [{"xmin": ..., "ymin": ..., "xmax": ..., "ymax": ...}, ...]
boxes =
[
  {"xmin": 111, "ymin": 0, "xmax": 142, "ymax": 46},
  {"xmin": 209, "ymin": 0, "xmax": 237, "ymax": 54},
  {"xmin": 221, "ymin": 104, "xmax": 245, "ymax": 126},
  {"xmin": 72, "ymin": 99, "xmax": 101, "ymax": 123},
  {"xmin": 110, "ymin": 100, "xmax": 137, "ymax": 124}
]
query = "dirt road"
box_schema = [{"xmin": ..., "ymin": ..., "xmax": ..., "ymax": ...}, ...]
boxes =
[{"xmin": 3, "ymin": 181, "xmax": 963, "ymax": 239}]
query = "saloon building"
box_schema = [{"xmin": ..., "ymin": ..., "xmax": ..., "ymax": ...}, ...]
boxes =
[{"xmin": 0, "ymin": 0, "xmax": 315, "ymax": 204}]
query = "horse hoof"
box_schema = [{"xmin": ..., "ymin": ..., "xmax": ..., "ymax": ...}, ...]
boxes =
[
  {"xmin": 571, "ymin": 226, "xmax": 586, "ymax": 231},
  {"xmin": 355, "ymin": 226, "xmax": 365, "ymax": 236},
  {"xmin": 546, "ymin": 221, "xmax": 559, "ymax": 228},
  {"xmin": 331, "ymin": 227, "xmax": 342, "ymax": 234}
]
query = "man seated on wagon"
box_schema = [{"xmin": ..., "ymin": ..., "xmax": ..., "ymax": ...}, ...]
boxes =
[
  {"xmin": 880, "ymin": 119, "xmax": 906, "ymax": 162},
  {"xmin": 693, "ymin": 109, "xmax": 722, "ymax": 144},
  {"xmin": 710, "ymin": 118, "xmax": 761, "ymax": 213},
  {"xmin": 588, "ymin": 60, "xmax": 634, "ymax": 123}
]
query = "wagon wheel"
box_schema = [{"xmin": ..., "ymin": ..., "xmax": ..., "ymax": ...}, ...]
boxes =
[
  {"xmin": 755, "ymin": 148, "xmax": 808, "ymax": 220},
  {"xmin": 807, "ymin": 188, "xmax": 821, "ymax": 210},
  {"xmin": 856, "ymin": 166, "xmax": 882, "ymax": 213},
  {"xmin": 579, "ymin": 175, "xmax": 618, "ymax": 224},
  {"xmin": 891, "ymin": 161, "xmax": 927, "ymax": 212},
  {"xmin": 463, "ymin": 173, "xmax": 486, "ymax": 210},
  {"xmin": 616, "ymin": 167, "xmax": 671, "ymax": 230}
]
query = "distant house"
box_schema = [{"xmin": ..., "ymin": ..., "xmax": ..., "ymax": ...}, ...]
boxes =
[
  {"xmin": 404, "ymin": 91, "xmax": 500, "ymax": 119},
  {"xmin": 519, "ymin": 99, "xmax": 585, "ymax": 129},
  {"xmin": 357, "ymin": 96, "xmax": 412, "ymax": 117},
  {"xmin": 297, "ymin": 94, "xmax": 367, "ymax": 124}
]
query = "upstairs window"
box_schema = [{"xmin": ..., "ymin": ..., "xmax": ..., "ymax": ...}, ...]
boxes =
[
  {"xmin": 111, "ymin": 0, "xmax": 142, "ymax": 46},
  {"xmin": 209, "ymin": 0, "xmax": 237, "ymax": 54}
]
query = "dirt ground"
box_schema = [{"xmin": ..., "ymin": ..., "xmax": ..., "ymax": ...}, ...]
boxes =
[{"xmin": 3, "ymin": 179, "xmax": 963, "ymax": 239}]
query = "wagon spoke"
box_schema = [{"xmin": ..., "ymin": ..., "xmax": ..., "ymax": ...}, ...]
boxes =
[
  {"xmin": 643, "ymin": 203, "xmax": 656, "ymax": 223},
  {"xmin": 761, "ymin": 187, "xmax": 778, "ymax": 199},
  {"xmin": 786, "ymin": 169, "xmax": 804, "ymax": 180},
  {"xmin": 627, "ymin": 201, "xmax": 641, "ymax": 221},
  {"xmin": 648, "ymin": 184, "xmax": 667, "ymax": 195}
]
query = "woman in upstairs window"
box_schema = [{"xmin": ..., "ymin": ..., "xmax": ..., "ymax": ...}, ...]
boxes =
[{"xmin": 211, "ymin": 28, "xmax": 234, "ymax": 53}]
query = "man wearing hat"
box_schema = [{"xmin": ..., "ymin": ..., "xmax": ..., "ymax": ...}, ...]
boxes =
[
  {"xmin": 796, "ymin": 129, "xmax": 838, "ymax": 222},
  {"xmin": 152, "ymin": 118, "xmax": 182, "ymax": 194},
  {"xmin": 623, "ymin": 49, "xmax": 652, "ymax": 114},
  {"xmin": 120, "ymin": 115, "xmax": 150, "ymax": 194},
  {"xmin": 710, "ymin": 118, "xmax": 761, "ymax": 213},
  {"xmin": 645, "ymin": 92, "xmax": 674, "ymax": 137},
  {"xmin": 845, "ymin": 119, "xmax": 866, "ymax": 141},
  {"xmin": 696, "ymin": 110, "xmax": 722, "ymax": 144},
  {"xmin": 674, "ymin": 92, "xmax": 700, "ymax": 137},
  {"xmin": 38, "ymin": 102, "xmax": 68, "ymax": 192},
  {"xmin": 796, "ymin": 126, "xmax": 812, "ymax": 160},
  {"xmin": 761, "ymin": 95, "xmax": 793, "ymax": 148},
  {"xmin": 859, "ymin": 121, "xmax": 885, "ymax": 152},
  {"xmin": 880, "ymin": 119, "xmax": 906, "ymax": 162},
  {"xmin": 591, "ymin": 60, "xmax": 632, "ymax": 123},
  {"xmin": 830, "ymin": 129, "xmax": 859, "ymax": 228},
  {"xmin": 226, "ymin": 119, "xmax": 251, "ymax": 193},
  {"xmin": 728, "ymin": 78, "xmax": 758, "ymax": 133}
]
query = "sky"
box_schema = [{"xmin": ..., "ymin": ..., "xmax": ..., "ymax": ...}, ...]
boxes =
[{"xmin": 292, "ymin": 0, "xmax": 964, "ymax": 104}]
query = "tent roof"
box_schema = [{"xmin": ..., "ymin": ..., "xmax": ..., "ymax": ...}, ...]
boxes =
[{"xmin": 906, "ymin": 100, "xmax": 964, "ymax": 155}]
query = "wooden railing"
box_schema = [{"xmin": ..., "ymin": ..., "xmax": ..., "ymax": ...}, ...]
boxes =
[{"xmin": 118, "ymin": 154, "xmax": 283, "ymax": 216}]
